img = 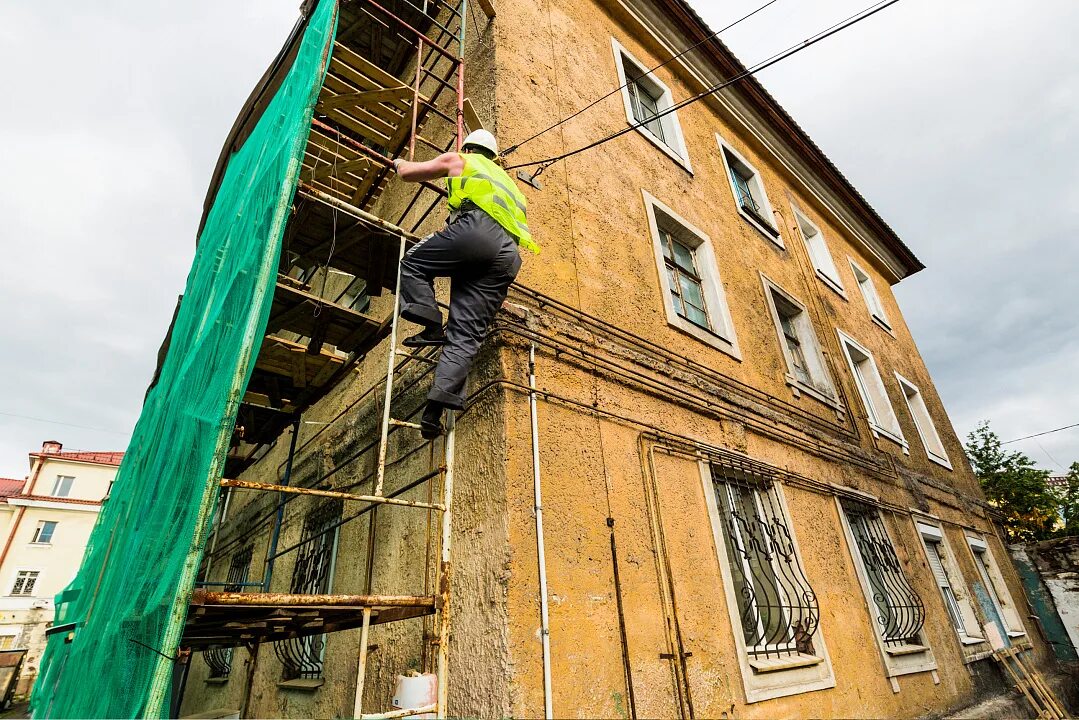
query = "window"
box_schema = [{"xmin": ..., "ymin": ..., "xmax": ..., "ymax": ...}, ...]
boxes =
[
  {"xmin": 204, "ymin": 546, "xmax": 255, "ymax": 679},
  {"xmin": 31, "ymin": 521, "xmax": 57, "ymax": 544},
  {"xmin": 849, "ymin": 259, "xmax": 892, "ymax": 331},
  {"xmin": 51, "ymin": 475, "xmax": 74, "ymax": 498},
  {"xmin": 762, "ymin": 277, "xmax": 837, "ymax": 403},
  {"xmin": 702, "ymin": 458, "xmax": 834, "ymax": 702},
  {"xmin": 275, "ymin": 500, "xmax": 342, "ymax": 681},
  {"xmin": 717, "ymin": 135, "xmax": 780, "ymax": 244},
  {"xmin": 643, "ymin": 191, "xmax": 741, "ymax": 357},
  {"xmin": 661, "ymin": 229, "xmax": 709, "ymax": 330},
  {"xmin": 967, "ymin": 536, "xmax": 1025, "ymax": 642},
  {"xmin": 895, "ymin": 373, "xmax": 951, "ymax": 469},
  {"xmin": 838, "ymin": 499, "xmax": 937, "ymax": 679},
  {"xmin": 915, "ymin": 523, "xmax": 983, "ymax": 646},
  {"xmin": 11, "ymin": 571, "xmax": 40, "ymax": 596},
  {"xmin": 837, "ymin": 330, "xmax": 906, "ymax": 447},
  {"xmin": 612, "ymin": 39, "xmax": 691, "ymax": 170},
  {"xmin": 841, "ymin": 500, "xmax": 926, "ymax": 650},
  {"xmin": 793, "ymin": 209, "xmax": 845, "ymax": 296}
]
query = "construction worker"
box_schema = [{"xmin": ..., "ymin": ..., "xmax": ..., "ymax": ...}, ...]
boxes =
[{"xmin": 392, "ymin": 129, "xmax": 539, "ymax": 438}]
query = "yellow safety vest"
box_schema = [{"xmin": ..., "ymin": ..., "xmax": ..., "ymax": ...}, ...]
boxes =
[{"xmin": 446, "ymin": 153, "xmax": 539, "ymax": 254}]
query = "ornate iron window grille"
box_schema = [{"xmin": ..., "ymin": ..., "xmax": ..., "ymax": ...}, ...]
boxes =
[
  {"xmin": 711, "ymin": 461, "xmax": 820, "ymax": 660},
  {"xmin": 274, "ymin": 499, "xmax": 342, "ymax": 680},
  {"xmin": 203, "ymin": 545, "xmax": 254, "ymax": 678},
  {"xmin": 841, "ymin": 499, "xmax": 926, "ymax": 647}
]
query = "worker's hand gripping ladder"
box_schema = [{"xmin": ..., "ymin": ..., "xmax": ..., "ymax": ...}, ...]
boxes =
[{"xmin": 351, "ymin": 235, "xmax": 457, "ymax": 720}]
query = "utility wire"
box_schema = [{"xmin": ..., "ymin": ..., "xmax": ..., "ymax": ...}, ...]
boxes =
[
  {"xmin": 501, "ymin": 0, "xmax": 783, "ymax": 157},
  {"xmin": 0, "ymin": 410, "xmax": 128, "ymax": 436},
  {"xmin": 506, "ymin": 0, "xmax": 902, "ymax": 172},
  {"xmin": 1002, "ymin": 422, "xmax": 1079, "ymax": 445}
]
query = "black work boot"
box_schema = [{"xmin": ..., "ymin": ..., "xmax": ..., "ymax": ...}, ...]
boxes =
[
  {"xmin": 420, "ymin": 402, "xmax": 445, "ymax": 439},
  {"xmin": 402, "ymin": 327, "xmax": 447, "ymax": 348}
]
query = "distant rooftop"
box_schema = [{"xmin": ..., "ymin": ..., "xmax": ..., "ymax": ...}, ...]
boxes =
[
  {"xmin": 30, "ymin": 441, "xmax": 124, "ymax": 467},
  {"xmin": 0, "ymin": 478, "xmax": 26, "ymax": 498}
]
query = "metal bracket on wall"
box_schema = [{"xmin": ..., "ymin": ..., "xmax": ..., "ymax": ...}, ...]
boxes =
[{"xmin": 516, "ymin": 169, "xmax": 543, "ymax": 190}]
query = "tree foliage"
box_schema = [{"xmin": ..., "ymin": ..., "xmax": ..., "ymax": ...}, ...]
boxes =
[
  {"xmin": 965, "ymin": 421, "xmax": 1058, "ymax": 541},
  {"xmin": 1054, "ymin": 462, "xmax": 1079, "ymax": 536}
]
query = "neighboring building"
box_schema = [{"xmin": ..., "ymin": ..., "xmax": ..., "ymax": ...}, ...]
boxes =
[
  {"xmin": 176, "ymin": 0, "xmax": 1068, "ymax": 718},
  {"xmin": 0, "ymin": 441, "xmax": 120, "ymax": 696}
]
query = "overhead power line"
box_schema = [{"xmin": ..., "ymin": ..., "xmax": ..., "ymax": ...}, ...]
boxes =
[
  {"xmin": 0, "ymin": 410, "xmax": 128, "ymax": 436},
  {"xmin": 501, "ymin": 0, "xmax": 784, "ymax": 157},
  {"xmin": 506, "ymin": 0, "xmax": 903, "ymax": 173},
  {"xmin": 1002, "ymin": 422, "xmax": 1079, "ymax": 445}
]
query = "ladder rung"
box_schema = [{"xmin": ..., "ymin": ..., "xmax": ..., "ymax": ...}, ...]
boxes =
[
  {"xmin": 395, "ymin": 349, "xmax": 438, "ymax": 364},
  {"xmin": 361, "ymin": 704, "xmax": 437, "ymax": 720},
  {"xmin": 389, "ymin": 418, "xmax": 423, "ymax": 429},
  {"xmin": 219, "ymin": 479, "xmax": 445, "ymax": 511}
]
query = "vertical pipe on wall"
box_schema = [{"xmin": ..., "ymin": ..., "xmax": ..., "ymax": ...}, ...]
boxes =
[
  {"xmin": 529, "ymin": 343, "xmax": 554, "ymax": 719},
  {"xmin": 263, "ymin": 417, "xmax": 301, "ymax": 591}
]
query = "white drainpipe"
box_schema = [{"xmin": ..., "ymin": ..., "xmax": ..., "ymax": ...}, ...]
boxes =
[{"xmin": 529, "ymin": 343, "xmax": 554, "ymax": 718}]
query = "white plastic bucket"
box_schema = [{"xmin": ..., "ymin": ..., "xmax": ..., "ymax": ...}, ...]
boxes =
[{"xmin": 391, "ymin": 672, "xmax": 437, "ymax": 718}]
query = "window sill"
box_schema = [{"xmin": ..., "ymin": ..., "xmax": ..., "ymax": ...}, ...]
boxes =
[
  {"xmin": 204, "ymin": 677, "xmax": 229, "ymax": 685},
  {"xmin": 815, "ymin": 270, "xmax": 847, "ymax": 299},
  {"xmin": 27, "ymin": 543, "xmax": 52, "ymax": 547},
  {"xmin": 749, "ymin": 653, "xmax": 824, "ymax": 674},
  {"xmin": 927, "ymin": 453, "xmax": 953, "ymax": 471},
  {"xmin": 885, "ymin": 643, "xmax": 930, "ymax": 657},
  {"xmin": 871, "ymin": 314, "xmax": 895, "ymax": 337},
  {"xmin": 667, "ymin": 317, "xmax": 742, "ymax": 361},
  {"xmin": 629, "ymin": 122, "xmax": 693, "ymax": 175},
  {"xmin": 277, "ymin": 678, "xmax": 324, "ymax": 691},
  {"xmin": 870, "ymin": 423, "xmax": 909, "ymax": 453},
  {"xmin": 1006, "ymin": 630, "xmax": 1027, "ymax": 639},
  {"xmin": 959, "ymin": 635, "xmax": 986, "ymax": 646},
  {"xmin": 786, "ymin": 375, "xmax": 842, "ymax": 412},
  {"xmin": 738, "ymin": 207, "xmax": 784, "ymax": 248}
]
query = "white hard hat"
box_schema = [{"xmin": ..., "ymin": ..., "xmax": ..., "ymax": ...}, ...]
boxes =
[{"xmin": 462, "ymin": 129, "xmax": 498, "ymax": 156}]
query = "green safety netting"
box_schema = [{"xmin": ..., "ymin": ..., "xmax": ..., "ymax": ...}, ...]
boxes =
[{"xmin": 31, "ymin": 2, "xmax": 337, "ymax": 716}]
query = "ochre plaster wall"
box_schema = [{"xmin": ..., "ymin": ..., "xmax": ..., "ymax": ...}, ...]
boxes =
[{"xmin": 182, "ymin": 0, "xmax": 1060, "ymax": 717}]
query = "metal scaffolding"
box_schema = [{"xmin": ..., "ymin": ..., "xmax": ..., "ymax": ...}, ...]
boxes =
[{"xmin": 184, "ymin": 1, "xmax": 483, "ymax": 716}]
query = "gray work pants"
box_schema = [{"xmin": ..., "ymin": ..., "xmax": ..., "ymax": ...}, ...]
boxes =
[{"xmin": 399, "ymin": 208, "xmax": 522, "ymax": 410}]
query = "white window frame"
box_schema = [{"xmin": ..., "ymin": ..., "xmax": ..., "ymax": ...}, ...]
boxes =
[
  {"xmin": 30, "ymin": 520, "xmax": 57, "ymax": 545},
  {"xmin": 913, "ymin": 521, "xmax": 985, "ymax": 647},
  {"xmin": 700, "ymin": 463, "xmax": 835, "ymax": 702},
  {"xmin": 849, "ymin": 257, "xmax": 893, "ymax": 334},
  {"xmin": 611, "ymin": 38, "xmax": 692, "ymax": 172},
  {"xmin": 716, "ymin": 134, "xmax": 782, "ymax": 247},
  {"xmin": 760, "ymin": 275, "xmax": 839, "ymax": 407},
  {"xmin": 966, "ymin": 535, "xmax": 1026, "ymax": 639},
  {"xmin": 51, "ymin": 475, "xmax": 74, "ymax": 498},
  {"xmin": 643, "ymin": 190, "xmax": 741, "ymax": 359},
  {"xmin": 791, "ymin": 206, "xmax": 845, "ymax": 298},
  {"xmin": 835, "ymin": 496, "xmax": 937, "ymax": 680},
  {"xmin": 837, "ymin": 329, "xmax": 907, "ymax": 450},
  {"xmin": 895, "ymin": 373, "xmax": 952, "ymax": 469},
  {"xmin": 9, "ymin": 569, "xmax": 41, "ymax": 597}
]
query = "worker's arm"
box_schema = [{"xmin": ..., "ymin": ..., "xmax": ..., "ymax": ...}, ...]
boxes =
[{"xmin": 392, "ymin": 152, "xmax": 464, "ymax": 182}]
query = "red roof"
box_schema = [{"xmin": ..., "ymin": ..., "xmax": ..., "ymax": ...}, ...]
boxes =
[
  {"xmin": 31, "ymin": 451, "xmax": 124, "ymax": 466},
  {"xmin": 0, "ymin": 479, "xmax": 26, "ymax": 498},
  {"xmin": 16, "ymin": 494, "xmax": 102, "ymax": 507}
]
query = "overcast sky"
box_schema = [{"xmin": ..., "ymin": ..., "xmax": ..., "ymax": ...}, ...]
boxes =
[{"xmin": 1, "ymin": 0, "xmax": 1077, "ymax": 479}]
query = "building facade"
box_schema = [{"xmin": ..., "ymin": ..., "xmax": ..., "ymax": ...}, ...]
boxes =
[
  {"xmin": 180, "ymin": 0, "xmax": 1063, "ymax": 717},
  {"xmin": 0, "ymin": 442, "xmax": 119, "ymax": 697}
]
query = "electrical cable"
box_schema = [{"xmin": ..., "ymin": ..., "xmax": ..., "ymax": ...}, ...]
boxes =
[
  {"xmin": 0, "ymin": 410, "xmax": 128, "ymax": 436},
  {"xmin": 1002, "ymin": 422, "xmax": 1079, "ymax": 445},
  {"xmin": 506, "ymin": 0, "xmax": 902, "ymax": 173},
  {"xmin": 501, "ymin": 0, "xmax": 784, "ymax": 157}
]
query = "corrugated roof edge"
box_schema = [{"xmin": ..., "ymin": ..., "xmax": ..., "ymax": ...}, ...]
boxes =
[{"xmin": 662, "ymin": 0, "xmax": 924, "ymax": 278}]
